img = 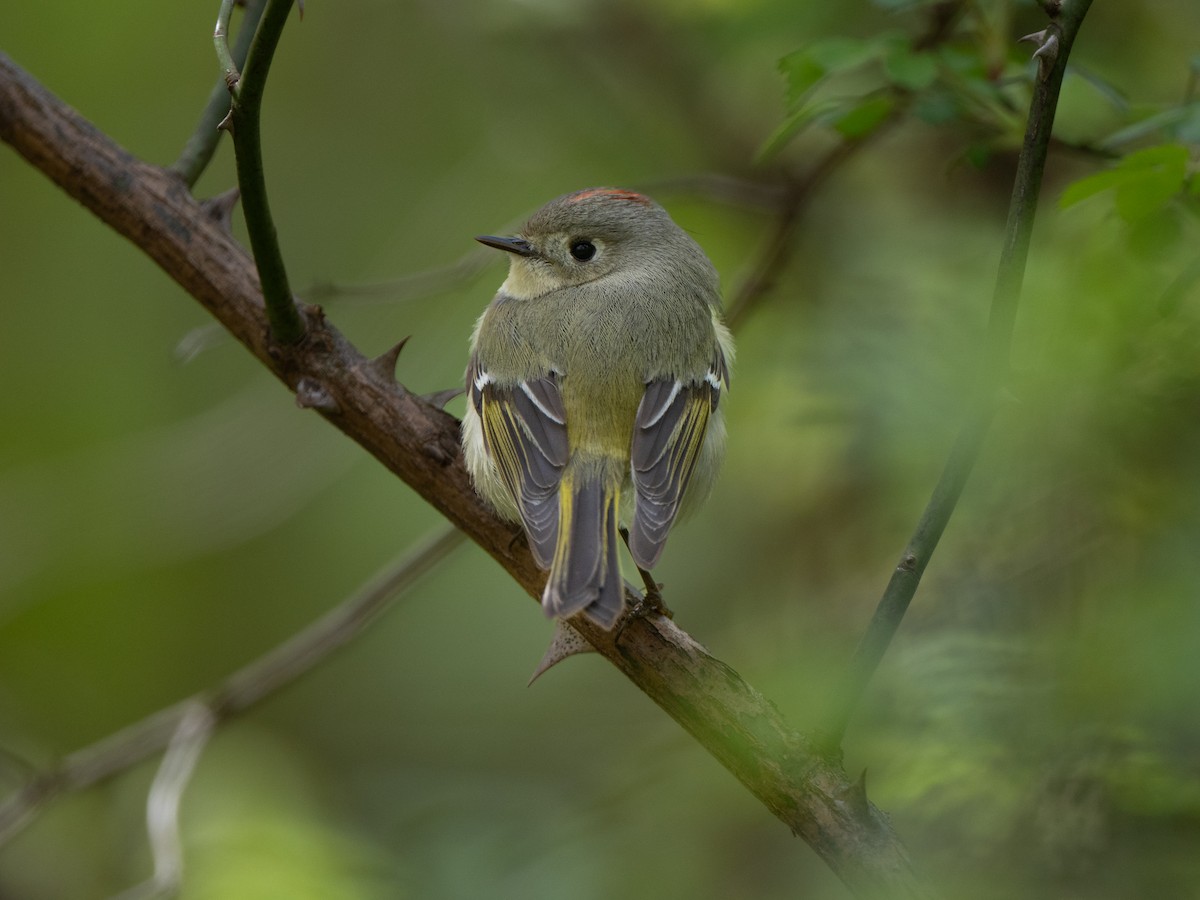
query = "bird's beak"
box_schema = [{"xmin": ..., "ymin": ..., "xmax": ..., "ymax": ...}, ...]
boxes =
[{"xmin": 476, "ymin": 235, "xmax": 538, "ymax": 257}]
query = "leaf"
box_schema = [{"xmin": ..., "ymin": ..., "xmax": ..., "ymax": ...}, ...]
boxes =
[
  {"xmin": 757, "ymin": 99, "xmax": 845, "ymax": 161},
  {"xmin": 778, "ymin": 38, "xmax": 878, "ymax": 110},
  {"xmin": 964, "ymin": 143, "xmax": 994, "ymax": 170},
  {"xmin": 1059, "ymin": 169, "xmax": 1127, "ymax": 209},
  {"xmin": 778, "ymin": 50, "xmax": 827, "ymax": 108},
  {"xmin": 1112, "ymin": 145, "xmax": 1189, "ymax": 221},
  {"xmin": 912, "ymin": 88, "xmax": 960, "ymax": 125},
  {"xmin": 834, "ymin": 95, "xmax": 896, "ymax": 140},
  {"xmin": 1125, "ymin": 206, "xmax": 1184, "ymax": 260},
  {"xmin": 1059, "ymin": 144, "xmax": 1190, "ymax": 221},
  {"xmin": 884, "ymin": 45, "xmax": 939, "ymax": 91},
  {"xmin": 807, "ymin": 36, "xmax": 879, "ymax": 72}
]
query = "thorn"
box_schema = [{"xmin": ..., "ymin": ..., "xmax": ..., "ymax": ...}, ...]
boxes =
[
  {"xmin": 1033, "ymin": 33, "xmax": 1060, "ymax": 74},
  {"xmin": 529, "ymin": 621, "xmax": 596, "ymax": 685},
  {"xmin": 1019, "ymin": 28, "xmax": 1059, "ymax": 78},
  {"xmin": 294, "ymin": 377, "xmax": 341, "ymax": 414},
  {"xmin": 423, "ymin": 386, "xmax": 466, "ymax": 410},
  {"xmin": 368, "ymin": 336, "xmax": 410, "ymax": 381},
  {"xmin": 217, "ymin": 107, "xmax": 234, "ymax": 134},
  {"xmin": 200, "ymin": 187, "xmax": 241, "ymax": 232}
]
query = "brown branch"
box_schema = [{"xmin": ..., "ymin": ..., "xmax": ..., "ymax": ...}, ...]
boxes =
[{"xmin": 0, "ymin": 53, "xmax": 930, "ymax": 898}]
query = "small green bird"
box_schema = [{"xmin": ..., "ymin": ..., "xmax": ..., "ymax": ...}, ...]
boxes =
[{"xmin": 462, "ymin": 188, "xmax": 733, "ymax": 629}]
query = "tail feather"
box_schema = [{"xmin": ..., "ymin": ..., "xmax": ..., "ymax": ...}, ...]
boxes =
[{"xmin": 541, "ymin": 469, "xmax": 624, "ymax": 629}]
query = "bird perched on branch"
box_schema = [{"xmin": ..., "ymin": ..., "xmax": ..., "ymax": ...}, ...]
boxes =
[{"xmin": 463, "ymin": 188, "xmax": 733, "ymax": 629}]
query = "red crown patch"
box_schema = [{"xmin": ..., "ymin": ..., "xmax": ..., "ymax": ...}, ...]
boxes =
[{"xmin": 567, "ymin": 188, "xmax": 651, "ymax": 206}]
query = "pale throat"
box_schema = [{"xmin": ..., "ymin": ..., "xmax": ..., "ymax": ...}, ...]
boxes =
[{"xmin": 499, "ymin": 258, "xmax": 560, "ymax": 301}]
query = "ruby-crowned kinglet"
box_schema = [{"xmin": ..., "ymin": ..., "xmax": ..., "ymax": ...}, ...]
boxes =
[{"xmin": 462, "ymin": 188, "xmax": 733, "ymax": 629}]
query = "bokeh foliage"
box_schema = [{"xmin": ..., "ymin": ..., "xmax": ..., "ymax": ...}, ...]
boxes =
[{"xmin": 2, "ymin": 1, "xmax": 1199, "ymax": 897}]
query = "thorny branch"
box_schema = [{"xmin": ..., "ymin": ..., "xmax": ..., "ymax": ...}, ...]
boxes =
[
  {"xmin": 820, "ymin": 0, "xmax": 1096, "ymax": 751},
  {"xmin": 0, "ymin": 50, "xmax": 929, "ymax": 899}
]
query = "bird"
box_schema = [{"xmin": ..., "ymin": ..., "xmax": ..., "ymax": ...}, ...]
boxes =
[{"xmin": 461, "ymin": 188, "xmax": 733, "ymax": 629}]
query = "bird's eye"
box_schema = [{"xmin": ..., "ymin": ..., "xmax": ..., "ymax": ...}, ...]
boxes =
[{"xmin": 569, "ymin": 240, "xmax": 596, "ymax": 262}]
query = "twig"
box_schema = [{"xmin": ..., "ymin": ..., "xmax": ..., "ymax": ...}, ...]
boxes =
[
  {"xmin": 213, "ymin": 0, "xmax": 241, "ymax": 89},
  {"xmin": 820, "ymin": 0, "xmax": 1095, "ymax": 753},
  {"xmin": 724, "ymin": 1, "xmax": 967, "ymax": 331},
  {"xmin": 0, "ymin": 54, "xmax": 929, "ymax": 898},
  {"xmin": 0, "ymin": 526, "xmax": 465, "ymax": 847},
  {"xmin": 724, "ymin": 142, "xmax": 860, "ymax": 331},
  {"xmin": 171, "ymin": 0, "xmax": 266, "ymax": 188},
  {"xmin": 112, "ymin": 703, "xmax": 216, "ymax": 900},
  {"xmin": 305, "ymin": 247, "xmax": 495, "ymax": 304},
  {"xmin": 222, "ymin": 0, "xmax": 306, "ymax": 344}
]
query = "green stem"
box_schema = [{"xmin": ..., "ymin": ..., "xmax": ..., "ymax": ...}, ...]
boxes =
[
  {"xmin": 821, "ymin": 0, "xmax": 1095, "ymax": 752},
  {"xmin": 227, "ymin": 0, "xmax": 306, "ymax": 344},
  {"xmin": 172, "ymin": 0, "xmax": 266, "ymax": 188},
  {"xmin": 213, "ymin": 0, "xmax": 240, "ymax": 87}
]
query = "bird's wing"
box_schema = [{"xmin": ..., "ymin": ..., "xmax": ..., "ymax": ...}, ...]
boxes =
[
  {"xmin": 628, "ymin": 345, "xmax": 729, "ymax": 570},
  {"xmin": 468, "ymin": 356, "xmax": 568, "ymax": 568}
]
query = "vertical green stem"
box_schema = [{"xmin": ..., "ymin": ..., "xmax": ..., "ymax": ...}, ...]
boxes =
[
  {"xmin": 821, "ymin": 0, "xmax": 1095, "ymax": 752},
  {"xmin": 172, "ymin": 0, "xmax": 266, "ymax": 188},
  {"xmin": 227, "ymin": 0, "xmax": 305, "ymax": 344}
]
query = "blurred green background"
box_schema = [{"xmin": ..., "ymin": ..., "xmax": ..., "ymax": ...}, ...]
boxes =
[{"xmin": 3, "ymin": 1, "xmax": 1200, "ymax": 897}]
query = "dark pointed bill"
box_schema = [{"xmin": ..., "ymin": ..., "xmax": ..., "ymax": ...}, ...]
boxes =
[{"xmin": 476, "ymin": 235, "xmax": 538, "ymax": 257}]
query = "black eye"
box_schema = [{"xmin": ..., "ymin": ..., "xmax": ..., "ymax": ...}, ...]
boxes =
[{"xmin": 569, "ymin": 240, "xmax": 596, "ymax": 261}]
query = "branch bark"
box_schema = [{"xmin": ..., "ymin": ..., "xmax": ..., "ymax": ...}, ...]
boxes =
[{"xmin": 0, "ymin": 51, "xmax": 930, "ymax": 897}]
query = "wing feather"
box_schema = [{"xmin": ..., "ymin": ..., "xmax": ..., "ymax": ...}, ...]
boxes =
[
  {"xmin": 628, "ymin": 345, "xmax": 728, "ymax": 569},
  {"xmin": 470, "ymin": 357, "xmax": 568, "ymax": 568}
]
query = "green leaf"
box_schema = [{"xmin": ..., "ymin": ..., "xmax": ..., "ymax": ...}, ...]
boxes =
[
  {"xmin": 964, "ymin": 143, "xmax": 993, "ymax": 170},
  {"xmin": 834, "ymin": 95, "xmax": 896, "ymax": 139},
  {"xmin": 912, "ymin": 88, "xmax": 959, "ymax": 125},
  {"xmin": 1113, "ymin": 145, "xmax": 1189, "ymax": 221},
  {"xmin": 807, "ymin": 37, "xmax": 878, "ymax": 72},
  {"xmin": 779, "ymin": 50, "xmax": 827, "ymax": 108},
  {"xmin": 757, "ymin": 99, "xmax": 845, "ymax": 160},
  {"xmin": 1125, "ymin": 205, "xmax": 1183, "ymax": 260},
  {"xmin": 884, "ymin": 46, "xmax": 939, "ymax": 91},
  {"xmin": 1059, "ymin": 144, "xmax": 1190, "ymax": 221},
  {"xmin": 1059, "ymin": 169, "xmax": 1126, "ymax": 209},
  {"xmin": 778, "ymin": 38, "xmax": 879, "ymax": 111}
]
